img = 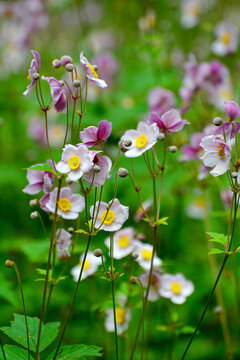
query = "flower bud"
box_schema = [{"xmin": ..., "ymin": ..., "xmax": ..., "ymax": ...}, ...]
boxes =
[
  {"xmin": 131, "ymin": 253, "xmax": 139, "ymax": 260},
  {"xmin": 67, "ymin": 227, "xmax": 74, "ymax": 232},
  {"xmin": 169, "ymin": 145, "xmax": 177, "ymax": 153},
  {"xmin": 73, "ymin": 79, "xmax": 81, "ymax": 88},
  {"xmin": 5, "ymin": 260, "xmax": 13, "ymax": 268},
  {"xmin": 30, "ymin": 199, "xmax": 38, "ymax": 208},
  {"xmin": 130, "ymin": 276, "xmax": 137, "ymax": 284},
  {"xmin": 93, "ymin": 164, "xmax": 101, "ymax": 173},
  {"xmin": 66, "ymin": 178, "xmax": 72, "ymax": 185},
  {"xmin": 137, "ymin": 233, "xmax": 145, "ymax": 242},
  {"xmin": 94, "ymin": 248, "xmax": 103, "ymax": 257},
  {"xmin": 213, "ymin": 117, "xmax": 223, "ymax": 126},
  {"xmin": 123, "ymin": 140, "xmax": 132, "ymax": 147},
  {"xmin": 32, "ymin": 72, "xmax": 40, "ymax": 80},
  {"xmin": 214, "ymin": 305, "xmax": 223, "ymax": 314},
  {"xmin": 231, "ymin": 171, "xmax": 238, "ymax": 179},
  {"xmin": 59, "ymin": 80, "xmax": 65, "ymax": 87},
  {"xmin": 61, "ymin": 55, "xmax": 73, "ymax": 67},
  {"xmin": 65, "ymin": 63, "xmax": 74, "ymax": 72},
  {"xmin": 118, "ymin": 168, "xmax": 129, "ymax": 178},
  {"xmin": 30, "ymin": 211, "xmax": 38, "ymax": 219},
  {"xmin": 158, "ymin": 133, "xmax": 165, "ymax": 140},
  {"xmin": 52, "ymin": 59, "xmax": 61, "ymax": 68},
  {"xmin": 92, "ymin": 64, "xmax": 98, "ymax": 71}
]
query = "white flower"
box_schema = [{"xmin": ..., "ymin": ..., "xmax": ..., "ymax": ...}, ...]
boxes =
[
  {"xmin": 56, "ymin": 228, "xmax": 72, "ymax": 259},
  {"xmin": 134, "ymin": 241, "xmax": 162, "ymax": 270},
  {"xmin": 104, "ymin": 227, "xmax": 137, "ymax": 259},
  {"xmin": 71, "ymin": 251, "xmax": 102, "ymax": 281},
  {"xmin": 212, "ymin": 22, "xmax": 238, "ymax": 56},
  {"xmin": 181, "ymin": 0, "xmax": 202, "ymax": 29},
  {"xmin": 159, "ymin": 273, "xmax": 194, "ymax": 304},
  {"xmin": 90, "ymin": 199, "xmax": 129, "ymax": 232},
  {"xmin": 105, "ymin": 307, "xmax": 131, "ymax": 334},
  {"xmin": 56, "ymin": 144, "xmax": 93, "ymax": 182},
  {"xmin": 186, "ymin": 196, "xmax": 207, "ymax": 219},
  {"xmin": 121, "ymin": 121, "xmax": 159, "ymax": 158},
  {"xmin": 139, "ymin": 270, "xmax": 162, "ymax": 302}
]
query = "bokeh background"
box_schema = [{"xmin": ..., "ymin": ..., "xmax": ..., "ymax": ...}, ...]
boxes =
[{"xmin": 1, "ymin": 0, "xmax": 240, "ymax": 359}]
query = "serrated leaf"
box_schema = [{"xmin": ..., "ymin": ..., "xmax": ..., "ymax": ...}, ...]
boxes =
[
  {"xmin": 0, "ymin": 314, "xmax": 60, "ymax": 353},
  {"xmin": 75, "ymin": 229, "xmax": 89, "ymax": 235},
  {"xmin": 207, "ymin": 232, "xmax": 228, "ymax": 247},
  {"xmin": 155, "ymin": 217, "xmax": 169, "ymax": 226},
  {"xmin": 26, "ymin": 163, "xmax": 55, "ymax": 174},
  {"xmin": 208, "ymin": 248, "xmax": 226, "ymax": 255},
  {"xmin": 2, "ymin": 345, "xmax": 34, "ymax": 360},
  {"xmin": 46, "ymin": 344, "xmax": 103, "ymax": 359}
]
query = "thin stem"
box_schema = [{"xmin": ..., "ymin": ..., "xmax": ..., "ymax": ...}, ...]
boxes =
[
  {"xmin": 157, "ymin": 139, "xmax": 167, "ymax": 221},
  {"xmin": 63, "ymin": 95, "xmax": 69, "ymax": 147},
  {"xmin": 137, "ymin": 279, "xmax": 145, "ymax": 360},
  {"xmin": 0, "ymin": 337, "xmax": 6, "ymax": 360},
  {"xmin": 110, "ymin": 233, "xmax": 119, "ymax": 360},
  {"xmin": 71, "ymin": 99, "xmax": 77, "ymax": 144},
  {"xmin": 52, "ymin": 235, "xmax": 92, "ymax": 360},
  {"xmin": 44, "ymin": 109, "xmax": 56, "ymax": 173},
  {"xmin": 34, "ymin": 178, "xmax": 62, "ymax": 360}
]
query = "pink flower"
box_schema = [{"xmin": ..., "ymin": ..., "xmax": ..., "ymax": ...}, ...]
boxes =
[
  {"xmin": 224, "ymin": 101, "xmax": 240, "ymax": 121},
  {"xmin": 83, "ymin": 151, "xmax": 112, "ymax": 187},
  {"xmin": 212, "ymin": 22, "xmax": 238, "ymax": 56},
  {"xmin": 92, "ymin": 52, "xmax": 119, "ymax": 86},
  {"xmin": 46, "ymin": 186, "xmax": 85, "ymax": 220},
  {"xmin": 80, "ymin": 120, "xmax": 112, "ymax": 147},
  {"xmin": 149, "ymin": 109, "xmax": 189, "ymax": 134},
  {"xmin": 42, "ymin": 76, "xmax": 67, "ymax": 112},
  {"xmin": 80, "ymin": 51, "xmax": 107, "ymax": 88},
  {"xmin": 181, "ymin": 133, "xmax": 203, "ymax": 161},
  {"xmin": 23, "ymin": 50, "xmax": 41, "ymax": 95},
  {"xmin": 56, "ymin": 228, "xmax": 72, "ymax": 259},
  {"xmin": 148, "ymin": 87, "xmax": 176, "ymax": 116},
  {"xmin": 23, "ymin": 164, "xmax": 54, "ymax": 195},
  {"xmin": 200, "ymin": 135, "xmax": 231, "ymax": 176}
]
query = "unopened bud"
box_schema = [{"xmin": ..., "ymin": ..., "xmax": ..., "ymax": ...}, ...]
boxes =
[
  {"xmin": 231, "ymin": 171, "xmax": 238, "ymax": 179},
  {"xmin": 118, "ymin": 168, "xmax": 129, "ymax": 178},
  {"xmin": 32, "ymin": 72, "xmax": 40, "ymax": 80},
  {"xmin": 213, "ymin": 117, "xmax": 223, "ymax": 126},
  {"xmin": 59, "ymin": 80, "xmax": 65, "ymax": 87},
  {"xmin": 169, "ymin": 145, "xmax": 177, "ymax": 153},
  {"xmin": 123, "ymin": 140, "xmax": 132, "ymax": 147},
  {"xmin": 61, "ymin": 55, "xmax": 73, "ymax": 67},
  {"xmin": 5, "ymin": 260, "xmax": 13, "ymax": 268},
  {"xmin": 92, "ymin": 64, "xmax": 98, "ymax": 71},
  {"xmin": 137, "ymin": 233, "xmax": 145, "ymax": 242},
  {"xmin": 66, "ymin": 178, "xmax": 72, "ymax": 185},
  {"xmin": 30, "ymin": 211, "xmax": 38, "ymax": 219},
  {"xmin": 73, "ymin": 79, "xmax": 81, "ymax": 88},
  {"xmin": 132, "ymin": 253, "xmax": 139, "ymax": 260},
  {"xmin": 158, "ymin": 133, "xmax": 165, "ymax": 140},
  {"xmin": 52, "ymin": 59, "xmax": 61, "ymax": 68},
  {"xmin": 65, "ymin": 63, "xmax": 74, "ymax": 72},
  {"xmin": 214, "ymin": 305, "xmax": 223, "ymax": 314},
  {"xmin": 30, "ymin": 199, "xmax": 38, "ymax": 208},
  {"xmin": 94, "ymin": 248, "xmax": 102, "ymax": 257},
  {"xmin": 130, "ymin": 276, "xmax": 137, "ymax": 284},
  {"xmin": 68, "ymin": 227, "xmax": 74, "ymax": 232},
  {"xmin": 93, "ymin": 164, "xmax": 101, "ymax": 172}
]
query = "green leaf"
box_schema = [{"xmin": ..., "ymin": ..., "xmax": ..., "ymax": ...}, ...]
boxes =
[
  {"xmin": 0, "ymin": 273, "xmax": 17, "ymax": 306},
  {"xmin": 208, "ymin": 248, "xmax": 226, "ymax": 255},
  {"xmin": 2, "ymin": 345, "xmax": 34, "ymax": 360},
  {"xmin": 20, "ymin": 240, "xmax": 49, "ymax": 263},
  {"xmin": 46, "ymin": 344, "xmax": 103, "ymax": 359},
  {"xmin": 176, "ymin": 326, "xmax": 196, "ymax": 335},
  {"xmin": 156, "ymin": 325, "xmax": 169, "ymax": 332},
  {"xmin": 75, "ymin": 229, "xmax": 89, "ymax": 235},
  {"xmin": 35, "ymin": 269, "xmax": 67, "ymax": 283},
  {"xmin": 207, "ymin": 232, "xmax": 228, "ymax": 247},
  {"xmin": 155, "ymin": 217, "xmax": 169, "ymax": 226},
  {"xmin": 26, "ymin": 163, "xmax": 55, "ymax": 174},
  {"xmin": 0, "ymin": 314, "xmax": 60, "ymax": 353}
]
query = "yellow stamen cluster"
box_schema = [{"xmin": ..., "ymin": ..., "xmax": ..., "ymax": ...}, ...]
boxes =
[
  {"xmin": 217, "ymin": 143, "xmax": 225, "ymax": 158},
  {"xmin": 135, "ymin": 134, "xmax": 147, "ymax": 148},
  {"xmin": 221, "ymin": 31, "xmax": 231, "ymax": 45},
  {"xmin": 27, "ymin": 70, "xmax": 31, "ymax": 80},
  {"xmin": 115, "ymin": 307, "xmax": 126, "ymax": 324},
  {"xmin": 79, "ymin": 259, "xmax": 91, "ymax": 271},
  {"xmin": 170, "ymin": 282, "xmax": 182, "ymax": 295},
  {"xmin": 117, "ymin": 236, "xmax": 130, "ymax": 248},
  {"xmin": 100, "ymin": 210, "xmax": 115, "ymax": 225},
  {"xmin": 87, "ymin": 63, "xmax": 99, "ymax": 79},
  {"xmin": 58, "ymin": 198, "xmax": 71, "ymax": 212},
  {"xmin": 142, "ymin": 249, "xmax": 152, "ymax": 260},
  {"xmin": 68, "ymin": 154, "xmax": 80, "ymax": 170}
]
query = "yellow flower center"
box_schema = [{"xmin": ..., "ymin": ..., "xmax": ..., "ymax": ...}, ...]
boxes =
[
  {"xmin": 192, "ymin": 5, "xmax": 200, "ymax": 16},
  {"xmin": 117, "ymin": 236, "xmax": 130, "ymax": 248},
  {"xmin": 221, "ymin": 89, "xmax": 233, "ymax": 100},
  {"xmin": 217, "ymin": 144, "xmax": 225, "ymax": 158},
  {"xmin": 27, "ymin": 70, "xmax": 31, "ymax": 80},
  {"xmin": 79, "ymin": 259, "xmax": 91, "ymax": 270},
  {"xmin": 170, "ymin": 282, "xmax": 182, "ymax": 295},
  {"xmin": 135, "ymin": 134, "xmax": 147, "ymax": 148},
  {"xmin": 87, "ymin": 63, "xmax": 99, "ymax": 79},
  {"xmin": 58, "ymin": 198, "xmax": 71, "ymax": 212},
  {"xmin": 100, "ymin": 210, "xmax": 115, "ymax": 225},
  {"xmin": 151, "ymin": 274, "xmax": 159, "ymax": 290},
  {"xmin": 221, "ymin": 31, "xmax": 231, "ymax": 45},
  {"xmin": 142, "ymin": 249, "xmax": 152, "ymax": 260},
  {"xmin": 115, "ymin": 307, "xmax": 126, "ymax": 324},
  {"xmin": 68, "ymin": 154, "xmax": 80, "ymax": 170}
]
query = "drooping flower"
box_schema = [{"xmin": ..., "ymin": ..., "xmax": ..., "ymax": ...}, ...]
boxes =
[
  {"xmin": 71, "ymin": 251, "xmax": 102, "ymax": 281},
  {"xmin": 134, "ymin": 199, "xmax": 152, "ymax": 221},
  {"xmin": 134, "ymin": 241, "xmax": 162, "ymax": 270},
  {"xmin": 158, "ymin": 273, "xmax": 194, "ymax": 304},
  {"xmin": 148, "ymin": 87, "xmax": 176, "ymax": 116},
  {"xmin": 42, "ymin": 76, "xmax": 67, "ymax": 112},
  {"xmin": 92, "ymin": 52, "xmax": 119, "ymax": 86},
  {"xmin": 105, "ymin": 307, "xmax": 131, "ymax": 334},
  {"xmin": 56, "ymin": 144, "xmax": 93, "ymax": 182},
  {"xmin": 83, "ymin": 151, "xmax": 112, "ymax": 187},
  {"xmin": 200, "ymin": 135, "xmax": 231, "ymax": 176},
  {"xmin": 224, "ymin": 101, "xmax": 240, "ymax": 121},
  {"xmin": 149, "ymin": 109, "xmax": 190, "ymax": 134},
  {"xmin": 104, "ymin": 227, "xmax": 137, "ymax": 259},
  {"xmin": 121, "ymin": 121, "xmax": 159, "ymax": 158},
  {"xmin": 139, "ymin": 270, "xmax": 162, "ymax": 302},
  {"xmin": 23, "ymin": 50, "xmax": 41, "ymax": 95},
  {"xmin": 80, "ymin": 120, "xmax": 112, "ymax": 147},
  {"xmin": 90, "ymin": 199, "xmax": 129, "ymax": 232},
  {"xmin": 56, "ymin": 228, "xmax": 72, "ymax": 259},
  {"xmin": 212, "ymin": 22, "xmax": 238, "ymax": 56},
  {"xmin": 23, "ymin": 164, "xmax": 54, "ymax": 195},
  {"xmin": 46, "ymin": 186, "xmax": 85, "ymax": 220},
  {"xmin": 80, "ymin": 51, "xmax": 107, "ymax": 88}
]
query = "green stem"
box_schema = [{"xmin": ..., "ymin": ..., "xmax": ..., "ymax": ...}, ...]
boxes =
[
  {"xmin": 137, "ymin": 279, "xmax": 145, "ymax": 360},
  {"xmin": 0, "ymin": 337, "xmax": 6, "ymax": 360},
  {"xmin": 110, "ymin": 233, "xmax": 119, "ymax": 360},
  {"xmin": 44, "ymin": 109, "xmax": 56, "ymax": 173}
]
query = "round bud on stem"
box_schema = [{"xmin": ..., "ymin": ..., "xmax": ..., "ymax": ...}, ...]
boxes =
[
  {"xmin": 158, "ymin": 133, "xmax": 165, "ymax": 140},
  {"xmin": 73, "ymin": 79, "xmax": 81, "ymax": 88},
  {"xmin": 59, "ymin": 80, "xmax": 65, "ymax": 87},
  {"xmin": 30, "ymin": 199, "xmax": 38, "ymax": 208},
  {"xmin": 131, "ymin": 253, "xmax": 139, "ymax": 260},
  {"xmin": 65, "ymin": 63, "xmax": 74, "ymax": 72},
  {"xmin": 52, "ymin": 59, "xmax": 61, "ymax": 68},
  {"xmin": 231, "ymin": 171, "xmax": 238, "ymax": 179},
  {"xmin": 169, "ymin": 145, "xmax": 177, "ymax": 153},
  {"xmin": 137, "ymin": 233, "xmax": 145, "ymax": 241},
  {"xmin": 61, "ymin": 55, "xmax": 73, "ymax": 67},
  {"xmin": 30, "ymin": 211, "xmax": 38, "ymax": 219},
  {"xmin": 93, "ymin": 164, "xmax": 101, "ymax": 173},
  {"xmin": 118, "ymin": 168, "xmax": 129, "ymax": 178},
  {"xmin": 66, "ymin": 178, "xmax": 73, "ymax": 185},
  {"xmin": 5, "ymin": 260, "xmax": 13, "ymax": 268},
  {"xmin": 67, "ymin": 227, "xmax": 74, "ymax": 233},
  {"xmin": 123, "ymin": 140, "xmax": 132, "ymax": 147},
  {"xmin": 213, "ymin": 117, "xmax": 223, "ymax": 126},
  {"xmin": 92, "ymin": 64, "xmax": 98, "ymax": 71},
  {"xmin": 130, "ymin": 276, "xmax": 137, "ymax": 284},
  {"xmin": 94, "ymin": 249, "xmax": 102, "ymax": 257},
  {"xmin": 32, "ymin": 72, "xmax": 40, "ymax": 81}
]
